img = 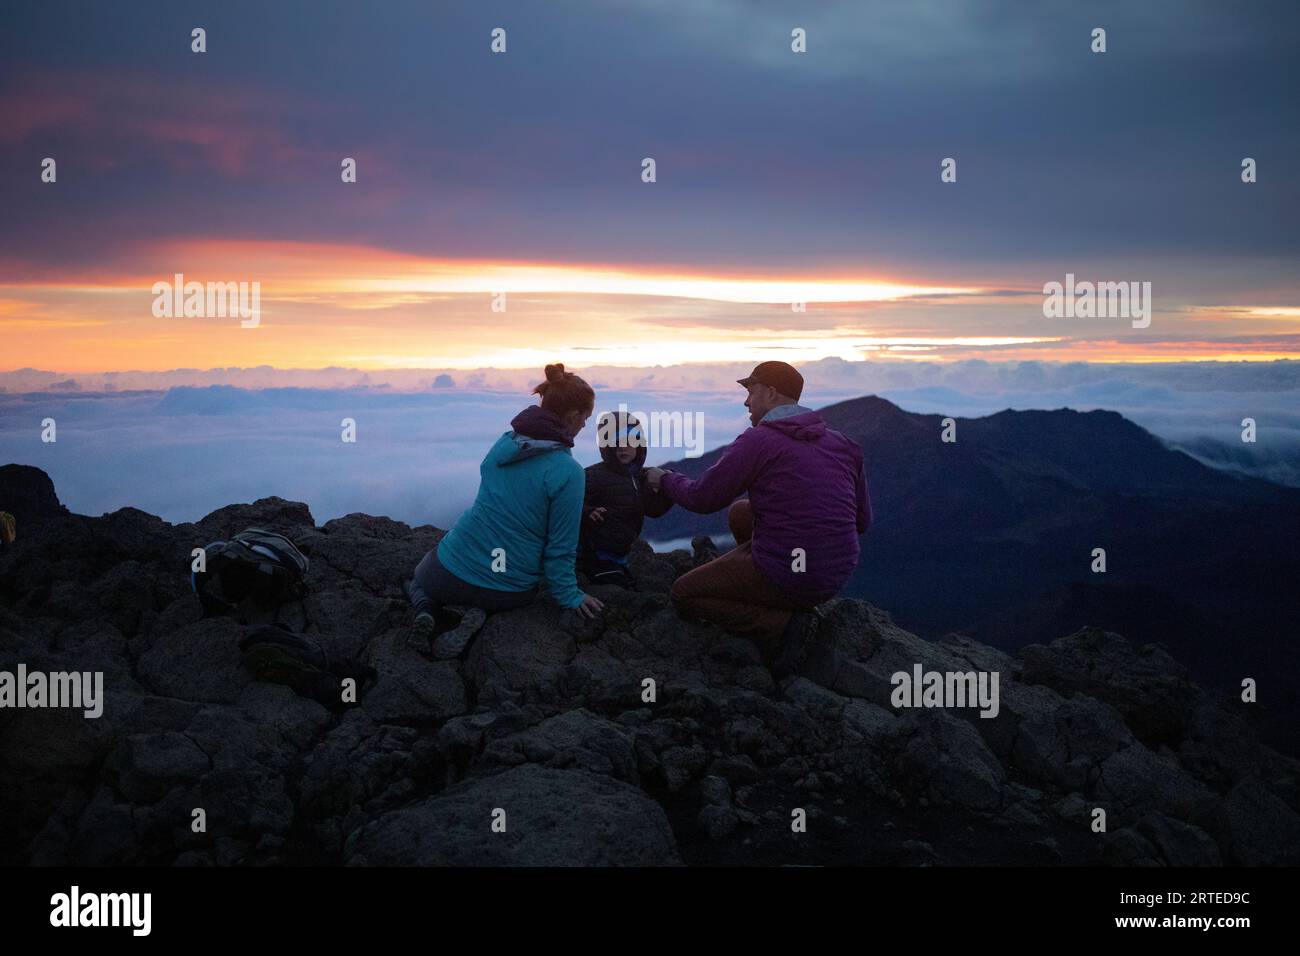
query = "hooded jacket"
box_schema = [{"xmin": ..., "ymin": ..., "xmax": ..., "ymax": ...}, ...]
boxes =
[
  {"xmin": 660, "ymin": 408, "xmax": 871, "ymax": 598},
  {"xmin": 436, "ymin": 406, "xmax": 587, "ymax": 608},
  {"xmin": 580, "ymin": 412, "xmax": 654, "ymax": 558}
]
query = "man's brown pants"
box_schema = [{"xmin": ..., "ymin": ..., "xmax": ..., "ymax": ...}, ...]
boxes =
[{"xmin": 669, "ymin": 499, "xmax": 822, "ymax": 640}]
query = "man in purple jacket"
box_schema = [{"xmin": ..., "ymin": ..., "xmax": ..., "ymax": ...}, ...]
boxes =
[{"xmin": 646, "ymin": 361, "xmax": 872, "ymax": 672}]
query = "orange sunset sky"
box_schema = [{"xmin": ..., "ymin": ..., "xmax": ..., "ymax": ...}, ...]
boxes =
[{"xmin": 5, "ymin": 239, "xmax": 1298, "ymax": 373}]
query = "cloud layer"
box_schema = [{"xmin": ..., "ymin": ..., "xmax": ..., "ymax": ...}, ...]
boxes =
[{"xmin": 3, "ymin": 359, "xmax": 1297, "ymax": 529}]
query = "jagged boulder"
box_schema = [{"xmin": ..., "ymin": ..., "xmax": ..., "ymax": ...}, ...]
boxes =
[
  {"xmin": 363, "ymin": 630, "xmax": 468, "ymax": 724},
  {"xmin": 0, "ymin": 463, "xmax": 69, "ymax": 526},
  {"xmin": 346, "ymin": 764, "xmax": 681, "ymax": 866},
  {"xmin": 195, "ymin": 497, "xmax": 316, "ymax": 539},
  {"xmin": 137, "ymin": 617, "xmax": 253, "ymax": 704},
  {"xmin": 1101, "ymin": 812, "xmax": 1222, "ymax": 866},
  {"xmin": 479, "ymin": 709, "xmax": 640, "ymax": 783},
  {"xmin": 1218, "ymin": 776, "xmax": 1300, "ymax": 865},
  {"xmin": 465, "ymin": 603, "xmax": 578, "ymax": 705},
  {"xmin": 1020, "ymin": 627, "xmax": 1201, "ymax": 746},
  {"xmin": 891, "ymin": 711, "xmax": 1006, "ymax": 811}
]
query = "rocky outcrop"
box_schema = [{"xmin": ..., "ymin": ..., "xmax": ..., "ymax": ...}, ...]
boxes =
[
  {"xmin": 0, "ymin": 463, "xmax": 69, "ymax": 526},
  {"xmin": 1, "ymin": 469, "xmax": 1297, "ymax": 866}
]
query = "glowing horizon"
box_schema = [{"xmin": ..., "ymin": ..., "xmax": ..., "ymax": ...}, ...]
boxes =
[{"xmin": 3, "ymin": 238, "xmax": 1296, "ymax": 373}]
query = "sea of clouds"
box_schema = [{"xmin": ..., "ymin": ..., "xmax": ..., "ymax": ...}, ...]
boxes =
[{"xmin": 3, "ymin": 359, "xmax": 1297, "ymax": 535}]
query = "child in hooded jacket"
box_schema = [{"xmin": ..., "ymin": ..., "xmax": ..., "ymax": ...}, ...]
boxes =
[{"xmin": 578, "ymin": 411, "xmax": 672, "ymax": 586}]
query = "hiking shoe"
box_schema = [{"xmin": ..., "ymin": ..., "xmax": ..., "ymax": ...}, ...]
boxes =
[
  {"xmin": 770, "ymin": 609, "xmax": 820, "ymax": 679},
  {"xmin": 407, "ymin": 611, "xmax": 438, "ymax": 653},
  {"xmin": 590, "ymin": 566, "xmax": 634, "ymax": 589},
  {"xmin": 430, "ymin": 606, "xmax": 487, "ymax": 660},
  {"xmin": 408, "ymin": 606, "xmax": 463, "ymax": 654}
]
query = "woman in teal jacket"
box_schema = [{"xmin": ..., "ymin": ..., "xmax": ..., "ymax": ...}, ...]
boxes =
[{"xmin": 405, "ymin": 364, "xmax": 604, "ymax": 652}]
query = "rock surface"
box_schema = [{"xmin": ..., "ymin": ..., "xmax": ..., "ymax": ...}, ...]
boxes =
[{"xmin": 2, "ymin": 471, "xmax": 1297, "ymax": 866}]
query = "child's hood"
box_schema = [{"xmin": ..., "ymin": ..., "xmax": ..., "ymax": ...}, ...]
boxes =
[{"xmin": 597, "ymin": 412, "xmax": 648, "ymax": 474}]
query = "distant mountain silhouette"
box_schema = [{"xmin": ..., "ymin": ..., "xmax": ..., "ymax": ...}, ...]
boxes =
[{"xmin": 647, "ymin": 397, "xmax": 1300, "ymax": 743}]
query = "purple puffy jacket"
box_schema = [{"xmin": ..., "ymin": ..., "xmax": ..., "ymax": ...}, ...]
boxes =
[{"xmin": 661, "ymin": 410, "xmax": 871, "ymax": 598}]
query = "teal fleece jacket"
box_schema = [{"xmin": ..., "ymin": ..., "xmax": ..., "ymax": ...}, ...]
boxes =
[{"xmin": 436, "ymin": 429, "xmax": 587, "ymax": 609}]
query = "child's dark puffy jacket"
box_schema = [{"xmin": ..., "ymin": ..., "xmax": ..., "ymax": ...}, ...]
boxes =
[{"xmin": 580, "ymin": 413, "xmax": 671, "ymax": 558}]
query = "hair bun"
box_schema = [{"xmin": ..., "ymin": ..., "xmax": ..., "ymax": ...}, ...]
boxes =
[{"xmin": 531, "ymin": 362, "xmax": 594, "ymax": 417}]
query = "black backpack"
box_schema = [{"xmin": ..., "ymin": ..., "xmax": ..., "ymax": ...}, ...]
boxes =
[{"xmin": 191, "ymin": 528, "xmax": 310, "ymax": 618}]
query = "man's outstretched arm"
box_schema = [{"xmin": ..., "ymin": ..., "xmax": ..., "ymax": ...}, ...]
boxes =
[{"xmin": 656, "ymin": 430, "xmax": 761, "ymax": 514}]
